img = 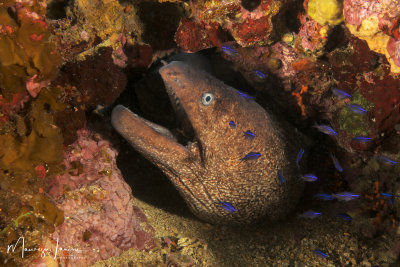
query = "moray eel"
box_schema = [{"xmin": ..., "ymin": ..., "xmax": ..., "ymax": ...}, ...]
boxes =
[{"xmin": 111, "ymin": 61, "xmax": 304, "ymax": 224}]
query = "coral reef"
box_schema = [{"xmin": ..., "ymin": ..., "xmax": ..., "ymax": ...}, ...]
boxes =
[
  {"xmin": 0, "ymin": 87, "xmax": 66, "ymax": 265},
  {"xmin": 54, "ymin": 47, "xmax": 127, "ymax": 110},
  {"xmin": 53, "ymin": 39, "xmax": 152, "ymax": 144},
  {"xmin": 0, "ymin": 1, "xmax": 61, "ymax": 100},
  {"xmin": 0, "ymin": 1, "xmax": 65, "ymax": 265},
  {"xmin": 68, "ymin": 0, "xmax": 141, "ymax": 42},
  {"xmin": 175, "ymin": 0, "xmax": 292, "ymax": 50},
  {"xmin": 49, "ymin": 0, "xmax": 184, "ymax": 63},
  {"xmin": 175, "ymin": 18, "xmax": 228, "ymax": 53},
  {"xmin": 45, "ymin": 129, "xmax": 155, "ymax": 266},
  {"xmin": 307, "ymin": 0, "xmax": 344, "ymax": 26},
  {"xmin": 0, "ymin": 0, "xmax": 148, "ymax": 264},
  {"xmin": 221, "ymin": 27, "xmax": 400, "ymax": 150},
  {"xmin": 0, "ymin": 0, "xmax": 65, "ymax": 170},
  {"xmin": 297, "ymin": 13, "xmax": 329, "ymax": 52},
  {"xmin": 331, "ymin": 35, "xmax": 400, "ymax": 142},
  {"xmin": 49, "ymin": 0, "xmax": 144, "ymax": 61},
  {"xmin": 1, "ymin": 0, "xmax": 400, "ymax": 264},
  {"xmin": 344, "ymin": 0, "xmax": 400, "ymax": 73},
  {"xmin": 190, "ymin": 0, "xmax": 400, "ymax": 260},
  {"xmin": 0, "ymin": 88, "xmax": 65, "ymax": 171}
]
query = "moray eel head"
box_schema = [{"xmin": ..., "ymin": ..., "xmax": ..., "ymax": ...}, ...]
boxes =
[{"xmin": 112, "ymin": 61, "xmax": 304, "ymax": 224}]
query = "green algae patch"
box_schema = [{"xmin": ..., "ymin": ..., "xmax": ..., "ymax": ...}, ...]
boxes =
[{"xmin": 338, "ymin": 91, "xmax": 374, "ymax": 136}]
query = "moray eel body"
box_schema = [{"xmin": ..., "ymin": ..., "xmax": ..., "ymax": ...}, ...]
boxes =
[{"xmin": 112, "ymin": 61, "xmax": 304, "ymax": 224}]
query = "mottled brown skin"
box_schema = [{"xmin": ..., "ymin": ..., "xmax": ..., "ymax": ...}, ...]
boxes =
[{"xmin": 112, "ymin": 61, "xmax": 304, "ymax": 224}]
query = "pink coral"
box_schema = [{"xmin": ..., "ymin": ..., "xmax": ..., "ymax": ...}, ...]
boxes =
[
  {"xmin": 387, "ymin": 17, "xmax": 400, "ymax": 40},
  {"xmin": 0, "ymin": 93, "xmax": 29, "ymax": 122},
  {"xmin": 112, "ymin": 46, "xmax": 128, "ymax": 68},
  {"xmin": 387, "ymin": 37, "xmax": 400, "ymax": 67},
  {"xmin": 26, "ymin": 75, "xmax": 50, "ymax": 98},
  {"xmin": 112, "ymin": 33, "xmax": 128, "ymax": 68},
  {"xmin": 34, "ymin": 164, "xmax": 46, "ymax": 179},
  {"xmin": 298, "ymin": 13, "xmax": 326, "ymax": 51},
  {"xmin": 344, "ymin": 0, "xmax": 400, "ymax": 26},
  {"xmin": 271, "ymin": 42, "xmax": 298, "ymax": 82},
  {"xmin": 46, "ymin": 129, "xmax": 155, "ymax": 266},
  {"xmin": 344, "ymin": 0, "xmax": 400, "ymax": 72}
]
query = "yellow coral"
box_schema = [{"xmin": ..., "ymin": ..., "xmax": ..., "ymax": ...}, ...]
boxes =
[
  {"xmin": 0, "ymin": 88, "xmax": 64, "ymax": 171},
  {"xmin": 0, "ymin": 4, "xmax": 61, "ymax": 100},
  {"xmin": 308, "ymin": 0, "xmax": 344, "ymax": 26},
  {"xmin": 346, "ymin": 16, "xmax": 400, "ymax": 73},
  {"xmin": 72, "ymin": 0, "xmax": 142, "ymax": 42},
  {"xmin": 0, "ymin": 1, "xmax": 64, "ymax": 264}
]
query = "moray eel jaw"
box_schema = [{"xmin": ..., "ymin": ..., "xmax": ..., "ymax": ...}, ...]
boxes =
[
  {"xmin": 112, "ymin": 61, "xmax": 304, "ymax": 224},
  {"xmin": 111, "ymin": 104, "xmax": 196, "ymax": 172}
]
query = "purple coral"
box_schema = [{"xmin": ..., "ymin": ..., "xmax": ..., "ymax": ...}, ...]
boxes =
[{"xmin": 47, "ymin": 129, "xmax": 155, "ymax": 266}]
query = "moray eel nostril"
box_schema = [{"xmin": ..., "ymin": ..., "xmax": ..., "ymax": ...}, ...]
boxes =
[{"xmin": 112, "ymin": 61, "xmax": 305, "ymax": 224}]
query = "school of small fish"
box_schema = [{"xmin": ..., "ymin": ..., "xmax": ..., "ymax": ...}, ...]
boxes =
[
  {"xmin": 218, "ymin": 47, "xmax": 398, "ymax": 264},
  {"xmin": 113, "ymin": 51, "xmax": 398, "ymax": 263},
  {"xmin": 296, "ymin": 87, "xmax": 397, "ymax": 261},
  {"xmin": 225, "ymin": 68, "xmax": 394, "ymax": 261}
]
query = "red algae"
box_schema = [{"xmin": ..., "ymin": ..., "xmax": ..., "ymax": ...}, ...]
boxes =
[
  {"xmin": 176, "ymin": 0, "xmax": 289, "ymax": 49},
  {"xmin": 175, "ymin": 18, "xmax": 228, "ymax": 52}
]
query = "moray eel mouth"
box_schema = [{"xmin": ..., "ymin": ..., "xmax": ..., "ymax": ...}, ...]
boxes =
[
  {"xmin": 163, "ymin": 79, "xmax": 196, "ymax": 146},
  {"xmin": 111, "ymin": 63, "xmax": 197, "ymax": 151}
]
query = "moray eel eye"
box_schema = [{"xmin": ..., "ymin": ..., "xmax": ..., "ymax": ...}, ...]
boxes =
[{"xmin": 201, "ymin": 93, "xmax": 214, "ymax": 106}]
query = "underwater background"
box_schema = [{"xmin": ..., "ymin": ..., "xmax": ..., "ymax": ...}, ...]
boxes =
[{"xmin": 0, "ymin": 0, "xmax": 400, "ymax": 266}]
